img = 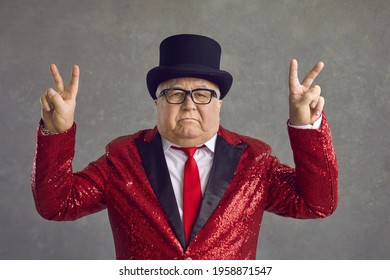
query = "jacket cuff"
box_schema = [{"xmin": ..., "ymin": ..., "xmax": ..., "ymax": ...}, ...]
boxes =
[{"xmin": 37, "ymin": 119, "xmax": 76, "ymax": 137}]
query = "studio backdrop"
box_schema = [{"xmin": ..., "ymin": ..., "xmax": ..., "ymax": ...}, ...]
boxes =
[{"xmin": 0, "ymin": 0, "xmax": 389, "ymax": 259}]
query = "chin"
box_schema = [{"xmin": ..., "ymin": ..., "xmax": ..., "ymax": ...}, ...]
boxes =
[
  {"xmin": 176, "ymin": 126, "xmax": 202, "ymax": 139},
  {"xmin": 180, "ymin": 130, "xmax": 201, "ymax": 139}
]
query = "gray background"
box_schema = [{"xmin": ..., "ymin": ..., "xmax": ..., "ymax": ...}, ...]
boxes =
[{"xmin": 1, "ymin": 0, "xmax": 389, "ymax": 259}]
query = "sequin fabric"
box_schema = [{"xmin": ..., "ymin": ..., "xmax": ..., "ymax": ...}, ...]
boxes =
[{"xmin": 31, "ymin": 114, "xmax": 338, "ymax": 259}]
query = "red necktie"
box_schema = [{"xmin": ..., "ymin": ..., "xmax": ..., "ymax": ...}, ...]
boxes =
[{"xmin": 173, "ymin": 146, "xmax": 202, "ymax": 244}]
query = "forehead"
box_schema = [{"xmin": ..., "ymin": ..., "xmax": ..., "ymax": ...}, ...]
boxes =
[{"xmin": 159, "ymin": 77, "xmax": 218, "ymax": 89}]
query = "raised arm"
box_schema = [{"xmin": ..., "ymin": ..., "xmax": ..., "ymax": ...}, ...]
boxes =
[
  {"xmin": 32, "ymin": 65, "xmax": 109, "ymax": 221},
  {"xmin": 266, "ymin": 60, "xmax": 338, "ymax": 218}
]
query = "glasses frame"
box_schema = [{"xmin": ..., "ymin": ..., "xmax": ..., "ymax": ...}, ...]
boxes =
[{"xmin": 159, "ymin": 88, "xmax": 218, "ymax": 105}]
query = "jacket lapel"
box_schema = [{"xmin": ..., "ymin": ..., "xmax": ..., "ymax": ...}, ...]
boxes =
[
  {"xmin": 190, "ymin": 135, "xmax": 247, "ymax": 243},
  {"xmin": 136, "ymin": 134, "xmax": 186, "ymax": 249}
]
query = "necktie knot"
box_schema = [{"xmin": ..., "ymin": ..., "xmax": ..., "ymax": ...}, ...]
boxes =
[{"xmin": 180, "ymin": 147, "xmax": 197, "ymax": 158}]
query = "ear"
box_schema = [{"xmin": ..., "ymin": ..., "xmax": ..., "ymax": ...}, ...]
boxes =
[{"xmin": 217, "ymin": 99, "xmax": 223, "ymax": 109}]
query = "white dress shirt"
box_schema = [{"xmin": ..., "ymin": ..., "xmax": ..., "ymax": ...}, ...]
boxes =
[
  {"xmin": 161, "ymin": 134, "xmax": 217, "ymax": 221},
  {"xmin": 161, "ymin": 115, "xmax": 322, "ymax": 221}
]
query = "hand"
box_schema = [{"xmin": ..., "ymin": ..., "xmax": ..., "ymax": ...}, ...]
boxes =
[
  {"xmin": 289, "ymin": 59, "xmax": 325, "ymax": 125},
  {"xmin": 40, "ymin": 64, "xmax": 79, "ymax": 133}
]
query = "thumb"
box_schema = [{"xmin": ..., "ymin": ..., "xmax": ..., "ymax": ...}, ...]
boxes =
[
  {"xmin": 47, "ymin": 88, "xmax": 66, "ymax": 108},
  {"xmin": 303, "ymin": 85, "xmax": 321, "ymax": 106}
]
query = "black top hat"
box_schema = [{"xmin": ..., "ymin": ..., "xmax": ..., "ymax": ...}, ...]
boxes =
[{"xmin": 146, "ymin": 34, "xmax": 233, "ymax": 100}]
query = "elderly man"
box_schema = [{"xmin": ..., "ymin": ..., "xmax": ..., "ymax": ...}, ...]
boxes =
[{"xmin": 32, "ymin": 34, "xmax": 338, "ymax": 259}]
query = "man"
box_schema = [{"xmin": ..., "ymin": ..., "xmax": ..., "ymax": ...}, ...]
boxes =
[{"xmin": 32, "ymin": 34, "xmax": 338, "ymax": 259}]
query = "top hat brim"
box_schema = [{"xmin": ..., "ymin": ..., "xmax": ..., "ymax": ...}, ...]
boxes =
[{"xmin": 147, "ymin": 64, "xmax": 233, "ymax": 100}]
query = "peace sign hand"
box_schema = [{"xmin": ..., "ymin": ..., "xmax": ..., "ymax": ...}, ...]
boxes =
[
  {"xmin": 289, "ymin": 59, "xmax": 325, "ymax": 125},
  {"xmin": 40, "ymin": 64, "xmax": 79, "ymax": 133}
]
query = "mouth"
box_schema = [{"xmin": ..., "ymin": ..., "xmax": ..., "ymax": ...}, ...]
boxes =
[{"xmin": 179, "ymin": 118, "xmax": 199, "ymax": 123}]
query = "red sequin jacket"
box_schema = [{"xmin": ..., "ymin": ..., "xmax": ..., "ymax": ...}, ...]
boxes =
[{"xmin": 31, "ymin": 114, "xmax": 338, "ymax": 259}]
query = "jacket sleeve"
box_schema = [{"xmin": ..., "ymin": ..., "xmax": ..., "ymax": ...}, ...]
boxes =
[
  {"xmin": 265, "ymin": 113, "xmax": 338, "ymax": 218},
  {"xmin": 31, "ymin": 122, "xmax": 111, "ymax": 221}
]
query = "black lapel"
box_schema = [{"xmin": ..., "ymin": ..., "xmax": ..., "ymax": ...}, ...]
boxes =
[
  {"xmin": 136, "ymin": 134, "xmax": 186, "ymax": 249},
  {"xmin": 190, "ymin": 135, "xmax": 247, "ymax": 243}
]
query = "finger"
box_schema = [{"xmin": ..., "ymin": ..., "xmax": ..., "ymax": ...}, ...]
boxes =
[
  {"xmin": 45, "ymin": 89, "xmax": 56, "ymax": 110},
  {"xmin": 313, "ymin": 96, "xmax": 325, "ymax": 118},
  {"xmin": 40, "ymin": 94, "xmax": 52, "ymax": 112},
  {"xmin": 302, "ymin": 61, "xmax": 324, "ymax": 88},
  {"xmin": 67, "ymin": 65, "xmax": 79, "ymax": 99},
  {"xmin": 50, "ymin": 64, "xmax": 65, "ymax": 93},
  {"xmin": 308, "ymin": 85, "xmax": 321, "ymax": 109},
  {"xmin": 289, "ymin": 59, "xmax": 300, "ymax": 92}
]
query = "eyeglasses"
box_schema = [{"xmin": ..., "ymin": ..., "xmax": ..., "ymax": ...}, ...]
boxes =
[{"xmin": 159, "ymin": 88, "xmax": 218, "ymax": 104}]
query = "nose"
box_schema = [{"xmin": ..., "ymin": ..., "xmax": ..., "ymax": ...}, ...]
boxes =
[{"xmin": 181, "ymin": 92, "xmax": 197, "ymax": 110}]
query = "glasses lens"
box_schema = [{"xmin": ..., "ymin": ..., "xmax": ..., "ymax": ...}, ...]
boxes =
[
  {"xmin": 192, "ymin": 89, "xmax": 213, "ymax": 104},
  {"xmin": 166, "ymin": 89, "xmax": 186, "ymax": 104}
]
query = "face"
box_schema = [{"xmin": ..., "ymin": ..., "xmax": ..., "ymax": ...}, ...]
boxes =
[{"xmin": 156, "ymin": 77, "xmax": 222, "ymax": 147}]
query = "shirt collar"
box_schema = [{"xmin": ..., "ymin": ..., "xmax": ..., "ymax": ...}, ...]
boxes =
[{"xmin": 161, "ymin": 134, "xmax": 217, "ymax": 153}]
